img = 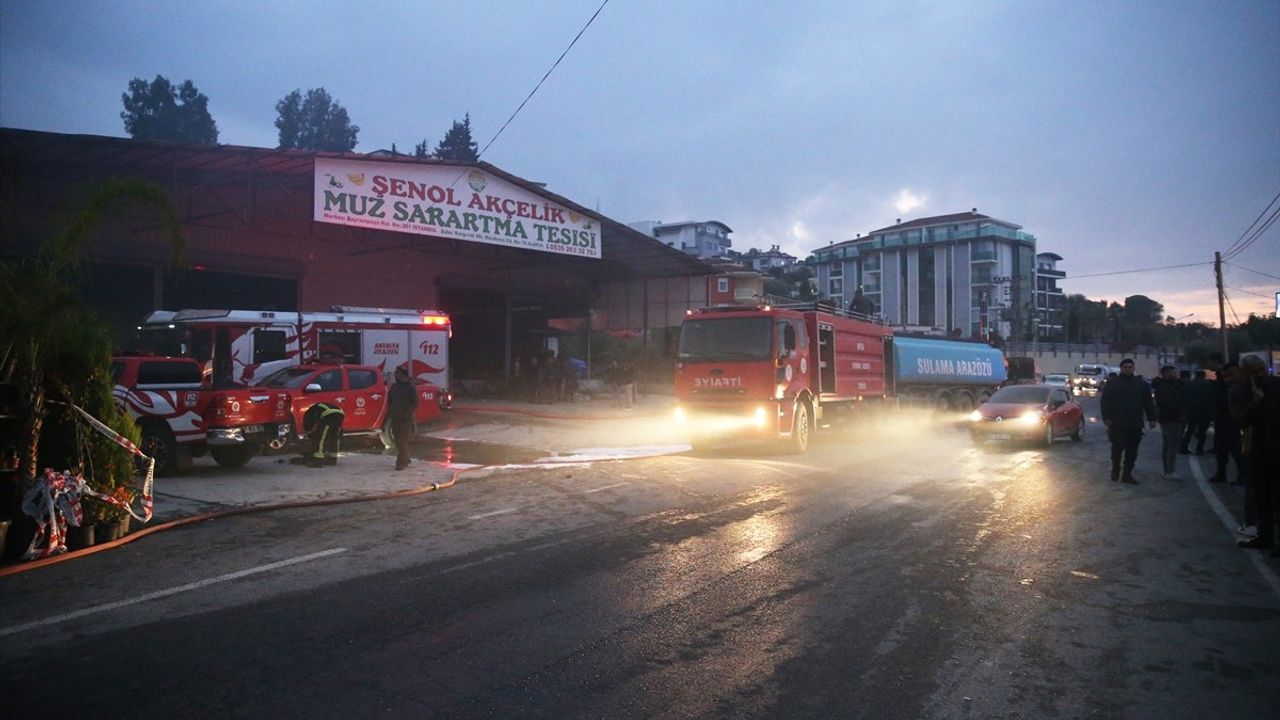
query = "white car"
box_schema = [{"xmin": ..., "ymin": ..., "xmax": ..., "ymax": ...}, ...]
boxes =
[{"xmin": 1044, "ymin": 373, "xmax": 1070, "ymax": 389}]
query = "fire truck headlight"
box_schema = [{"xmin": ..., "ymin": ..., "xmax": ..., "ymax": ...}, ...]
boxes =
[
  {"xmin": 753, "ymin": 406, "xmax": 768, "ymax": 427},
  {"xmin": 1018, "ymin": 411, "xmax": 1042, "ymax": 426},
  {"xmin": 674, "ymin": 406, "xmax": 686, "ymax": 425}
]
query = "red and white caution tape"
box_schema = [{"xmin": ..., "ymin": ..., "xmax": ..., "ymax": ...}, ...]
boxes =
[
  {"xmin": 20, "ymin": 469, "xmax": 85, "ymax": 559},
  {"xmin": 69, "ymin": 402, "xmax": 154, "ymax": 523}
]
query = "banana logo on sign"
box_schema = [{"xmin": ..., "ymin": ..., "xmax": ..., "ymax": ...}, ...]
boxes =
[{"xmin": 347, "ymin": 173, "xmax": 366, "ymax": 186}]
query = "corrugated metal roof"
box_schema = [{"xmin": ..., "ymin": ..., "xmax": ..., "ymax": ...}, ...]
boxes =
[{"xmin": 0, "ymin": 127, "xmax": 710, "ymax": 280}]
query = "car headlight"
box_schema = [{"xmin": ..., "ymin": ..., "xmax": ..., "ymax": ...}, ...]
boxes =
[
  {"xmin": 968, "ymin": 410, "xmax": 983, "ymax": 422},
  {"xmin": 674, "ymin": 406, "xmax": 686, "ymax": 425},
  {"xmin": 1018, "ymin": 410, "xmax": 1043, "ymax": 426}
]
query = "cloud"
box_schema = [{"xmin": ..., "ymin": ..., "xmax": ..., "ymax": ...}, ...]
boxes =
[{"xmin": 894, "ymin": 188, "xmax": 926, "ymax": 214}]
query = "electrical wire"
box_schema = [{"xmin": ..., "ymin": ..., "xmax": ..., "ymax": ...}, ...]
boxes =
[
  {"xmin": 1223, "ymin": 199, "xmax": 1280, "ymax": 261},
  {"xmin": 1224, "ymin": 262, "xmax": 1280, "ymax": 281},
  {"xmin": 1069, "ymin": 261, "xmax": 1210, "ymax": 279},
  {"xmin": 1223, "ymin": 289, "xmax": 1242, "ymax": 325},
  {"xmin": 1223, "ymin": 190, "xmax": 1274, "ymax": 257},
  {"xmin": 1226, "ymin": 285, "xmax": 1277, "ymax": 300},
  {"xmin": 1224, "ymin": 206, "xmax": 1280, "ymax": 261},
  {"xmin": 475, "ymin": 0, "xmax": 612, "ymax": 162}
]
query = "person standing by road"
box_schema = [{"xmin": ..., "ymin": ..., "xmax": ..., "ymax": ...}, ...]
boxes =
[
  {"xmin": 1210, "ymin": 362, "xmax": 1246, "ymax": 484},
  {"xmin": 388, "ymin": 366, "xmax": 419, "ymax": 471},
  {"xmin": 1231, "ymin": 356, "xmax": 1280, "ymax": 556},
  {"xmin": 1180, "ymin": 369, "xmax": 1212, "ymax": 455},
  {"xmin": 1152, "ymin": 365, "xmax": 1186, "ymax": 479},
  {"xmin": 1101, "ymin": 358, "xmax": 1157, "ymax": 484}
]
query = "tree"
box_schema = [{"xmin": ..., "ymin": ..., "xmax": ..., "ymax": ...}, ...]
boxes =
[
  {"xmin": 120, "ymin": 75, "xmax": 219, "ymax": 144},
  {"xmin": 414, "ymin": 140, "xmax": 430, "ymax": 158},
  {"xmin": 1, "ymin": 178, "xmax": 185, "ymax": 498},
  {"xmin": 433, "ymin": 114, "xmax": 479, "ymax": 162},
  {"xmin": 275, "ymin": 88, "xmax": 359, "ymax": 152}
]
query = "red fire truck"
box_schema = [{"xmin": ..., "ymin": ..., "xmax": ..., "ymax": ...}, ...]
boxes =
[
  {"xmin": 674, "ymin": 303, "xmax": 1006, "ymax": 452},
  {"xmin": 140, "ymin": 307, "xmax": 451, "ymax": 399}
]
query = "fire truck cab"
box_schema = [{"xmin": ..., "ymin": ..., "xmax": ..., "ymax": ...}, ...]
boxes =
[{"xmin": 674, "ymin": 304, "xmax": 891, "ymax": 452}]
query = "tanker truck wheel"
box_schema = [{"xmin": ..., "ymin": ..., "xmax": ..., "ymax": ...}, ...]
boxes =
[{"xmin": 789, "ymin": 402, "xmax": 811, "ymax": 454}]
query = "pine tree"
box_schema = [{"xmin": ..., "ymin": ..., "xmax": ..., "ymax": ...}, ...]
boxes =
[{"xmin": 433, "ymin": 114, "xmax": 479, "ymax": 162}]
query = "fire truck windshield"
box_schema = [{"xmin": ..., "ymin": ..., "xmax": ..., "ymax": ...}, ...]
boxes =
[{"xmin": 678, "ymin": 317, "xmax": 773, "ymax": 361}]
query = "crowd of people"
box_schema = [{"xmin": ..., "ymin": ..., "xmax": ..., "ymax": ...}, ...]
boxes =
[
  {"xmin": 511, "ymin": 352, "xmax": 639, "ymax": 408},
  {"xmin": 1101, "ymin": 356, "xmax": 1280, "ymax": 559}
]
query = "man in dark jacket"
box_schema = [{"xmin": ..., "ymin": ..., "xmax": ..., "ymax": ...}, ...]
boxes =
[
  {"xmin": 1180, "ymin": 370, "xmax": 1212, "ymax": 454},
  {"xmin": 1231, "ymin": 356, "xmax": 1280, "ymax": 556},
  {"xmin": 1101, "ymin": 358, "xmax": 1157, "ymax": 484},
  {"xmin": 1210, "ymin": 363, "xmax": 1245, "ymax": 484},
  {"xmin": 1152, "ymin": 365, "xmax": 1186, "ymax": 478},
  {"xmin": 388, "ymin": 366, "xmax": 419, "ymax": 471}
]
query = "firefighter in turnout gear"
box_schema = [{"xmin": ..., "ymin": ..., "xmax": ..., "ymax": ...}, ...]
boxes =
[{"xmin": 302, "ymin": 402, "xmax": 345, "ymax": 467}]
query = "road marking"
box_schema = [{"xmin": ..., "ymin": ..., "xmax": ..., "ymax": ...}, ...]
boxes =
[
  {"xmin": 468, "ymin": 508, "xmax": 518, "ymax": 520},
  {"xmin": 1189, "ymin": 457, "xmax": 1280, "ymax": 599},
  {"xmin": 583, "ymin": 482, "xmax": 628, "ymax": 494},
  {"xmin": 0, "ymin": 548, "xmax": 348, "ymax": 638}
]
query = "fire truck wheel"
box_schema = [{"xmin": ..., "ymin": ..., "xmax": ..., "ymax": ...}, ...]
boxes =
[
  {"xmin": 140, "ymin": 424, "xmax": 178, "ymax": 475},
  {"xmin": 211, "ymin": 445, "xmax": 257, "ymax": 468},
  {"xmin": 789, "ymin": 402, "xmax": 811, "ymax": 454}
]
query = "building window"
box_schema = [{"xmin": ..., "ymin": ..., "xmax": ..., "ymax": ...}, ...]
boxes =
[
  {"xmin": 717, "ymin": 277, "xmax": 729, "ymax": 293},
  {"xmin": 829, "ymin": 278, "xmax": 843, "ymax": 297},
  {"xmin": 830, "ymin": 263, "xmax": 843, "ymax": 278}
]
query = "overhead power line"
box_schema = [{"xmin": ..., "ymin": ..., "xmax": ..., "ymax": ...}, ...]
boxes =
[
  {"xmin": 1223, "ymin": 189, "xmax": 1280, "ymax": 260},
  {"xmin": 475, "ymin": 0, "xmax": 612, "ymax": 162},
  {"xmin": 1069, "ymin": 261, "xmax": 1211, "ymax": 280},
  {"xmin": 1223, "ymin": 289, "xmax": 1242, "ymax": 325},
  {"xmin": 1224, "ymin": 205, "xmax": 1280, "ymax": 261},
  {"xmin": 1224, "ymin": 262, "xmax": 1280, "ymax": 281},
  {"xmin": 1226, "ymin": 285, "xmax": 1278, "ymax": 300}
]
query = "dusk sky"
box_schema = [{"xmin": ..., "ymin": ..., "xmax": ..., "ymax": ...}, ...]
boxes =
[{"xmin": 2, "ymin": 0, "xmax": 1276, "ymax": 324}]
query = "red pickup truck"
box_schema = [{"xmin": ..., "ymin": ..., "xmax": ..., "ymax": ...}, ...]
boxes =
[
  {"xmin": 111, "ymin": 356, "xmax": 292, "ymax": 473},
  {"xmin": 257, "ymin": 364, "xmax": 442, "ymax": 447}
]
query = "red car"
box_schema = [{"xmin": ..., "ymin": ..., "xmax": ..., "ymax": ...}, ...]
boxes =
[
  {"xmin": 968, "ymin": 384, "xmax": 1085, "ymax": 447},
  {"xmin": 258, "ymin": 364, "xmax": 442, "ymax": 447}
]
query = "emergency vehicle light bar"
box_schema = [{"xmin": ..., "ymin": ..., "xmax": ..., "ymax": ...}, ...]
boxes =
[{"xmin": 331, "ymin": 305, "xmax": 434, "ymax": 316}]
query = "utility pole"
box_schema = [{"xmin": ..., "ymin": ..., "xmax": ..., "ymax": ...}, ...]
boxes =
[{"xmin": 1214, "ymin": 251, "xmax": 1229, "ymax": 360}]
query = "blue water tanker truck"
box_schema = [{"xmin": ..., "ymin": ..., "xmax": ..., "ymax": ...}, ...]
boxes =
[{"xmin": 887, "ymin": 335, "xmax": 1008, "ymax": 410}]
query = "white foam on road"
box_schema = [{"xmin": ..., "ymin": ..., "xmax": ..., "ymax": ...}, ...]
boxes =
[
  {"xmin": 468, "ymin": 508, "xmax": 518, "ymax": 520},
  {"xmin": 0, "ymin": 548, "xmax": 349, "ymax": 637},
  {"xmin": 535, "ymin": 444, "xmax": 693, "ymax": 463}
]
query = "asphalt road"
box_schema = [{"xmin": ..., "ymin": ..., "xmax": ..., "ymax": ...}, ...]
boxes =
[{"xmin": 3, "ymin": 400, "xmax": 1277, "ymax": 719}]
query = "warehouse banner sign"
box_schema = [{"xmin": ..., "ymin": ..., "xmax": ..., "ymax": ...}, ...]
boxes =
[{"xmin": 314, "ymin": 158, "xmax": 601, "ymax": 259}]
